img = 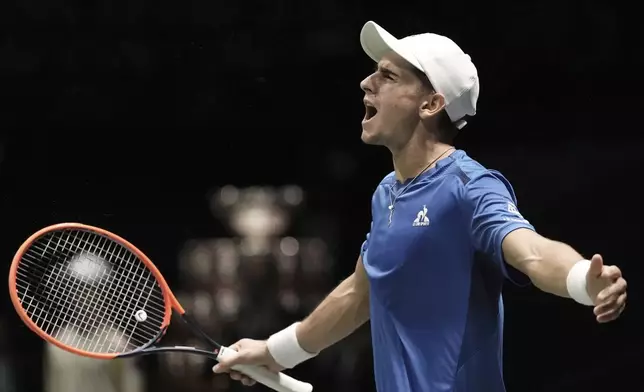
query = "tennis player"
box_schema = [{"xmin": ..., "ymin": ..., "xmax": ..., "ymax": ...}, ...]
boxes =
[{"xmin": 213, "ymin": 21, "xmax": 628, "ymax": 391}]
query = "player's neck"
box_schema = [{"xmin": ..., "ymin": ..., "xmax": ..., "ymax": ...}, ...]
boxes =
[{"xmin": 391, "ymin": 139, "xmax": 454, "ymax": 183}]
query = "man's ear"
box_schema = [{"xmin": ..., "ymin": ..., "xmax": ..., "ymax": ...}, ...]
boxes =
[{"xmin": 419, "ymin": 93, "xmax": 446, "ymax": 121}]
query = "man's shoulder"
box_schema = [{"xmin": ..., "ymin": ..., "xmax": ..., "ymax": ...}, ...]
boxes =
[
  {"xmin": 373, "ymin": 171, "xmax": 396, "ymax": 188},
  {"xmin": 447, "ymin": 150, "xmax": 492, "ymax": 185},
  {"xmin": 449, "ymin": 151, "xmax": 511, "ymax": 188},
  {"xmin": 381, "ymin": 171, "xmax": 397, "ymax": 183},
  {"xmin": 450, "ymin": 151, "xmax": 519, "ymax": 203}
]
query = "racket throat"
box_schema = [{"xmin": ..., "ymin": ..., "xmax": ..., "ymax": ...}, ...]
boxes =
[{"xmin": 178, "ymin": 313, "xmax": 222, "ymax": 351}]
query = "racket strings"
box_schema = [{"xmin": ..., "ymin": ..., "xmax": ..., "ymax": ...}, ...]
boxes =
[
  {"xmin": 16, "ymin": 234, "xmax": 164, "ymax": 344},
  {"xmin": 18, "ymin": 241, "xmax": 165, "ymax": 335},
  {"xmin": 15, "ymin": 229, "xmax": 167, "ymax": 354}
]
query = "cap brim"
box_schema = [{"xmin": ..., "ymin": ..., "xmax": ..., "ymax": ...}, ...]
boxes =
[{"xmin": 360, "ymin": 21, "xmax": 422, "ymax": 71}]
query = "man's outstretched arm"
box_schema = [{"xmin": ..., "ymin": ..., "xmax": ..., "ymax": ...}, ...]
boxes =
[
  {"xmin": 212, "ymin": 254, "xmax": 370, "ymax": 385},
  {"xmin": 502, "ymin": 228, "xmax": 627, "ymax": 322},
  {"xmin": 463, "ymin": 172, "xmax": 627, "ymax": 323}
]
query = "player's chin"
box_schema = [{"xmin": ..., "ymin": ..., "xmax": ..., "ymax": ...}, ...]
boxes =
[{"xmin": 361, "ymin": 123, "xmax": 383, "ymax": 145}]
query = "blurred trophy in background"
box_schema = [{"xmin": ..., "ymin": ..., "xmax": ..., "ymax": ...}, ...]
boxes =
[{"xmin": 156, "ymin": 185, "xmax": 335, "ymax": 392}]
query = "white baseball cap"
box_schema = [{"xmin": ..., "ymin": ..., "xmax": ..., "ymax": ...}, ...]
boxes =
[{"xmin": 360, "ymin": 21, "xmax": 479, "ymax": 129}]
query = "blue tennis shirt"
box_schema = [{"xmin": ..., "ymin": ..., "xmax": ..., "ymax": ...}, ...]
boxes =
[{"xmin": 361, "ymin": 150, "xmax": 535, "ymax": 392}]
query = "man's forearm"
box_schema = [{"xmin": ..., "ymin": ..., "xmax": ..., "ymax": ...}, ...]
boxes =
[
  {"xmin": 518, "ymin": 238, "xmax": 583, "ymax": 298},
  {"xmin": 296, "ymin": 272, "xmax": 370, "ymax": 354},
  {"xmin": 503, "ymin": 229, "xmax": 585, "ymax": 298}
]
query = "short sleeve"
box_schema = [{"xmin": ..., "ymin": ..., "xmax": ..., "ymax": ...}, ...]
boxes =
[
  {"xmin": 360, "ymin": 222, "xmax": 372, "ymax": 257},
  {"xmin": 362, "ymin": 183, "xmax": 381, "ymax": 258},
  {"xmin": 461, "ymin": 170, "xmax": 535, "ymax": 283}
]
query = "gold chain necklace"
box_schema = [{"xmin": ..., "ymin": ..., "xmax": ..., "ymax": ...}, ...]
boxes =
[{"xmin": 387, "ymin": 147, "xmax": 454, "ymax": 227}]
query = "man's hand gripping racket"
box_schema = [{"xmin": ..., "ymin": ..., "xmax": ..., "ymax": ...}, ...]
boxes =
[{"xmin": 8, "ymin": 223, "xmax": 313, "ymax": 392}]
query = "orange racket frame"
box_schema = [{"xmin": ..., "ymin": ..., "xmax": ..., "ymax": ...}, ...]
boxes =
[{"xmin": 9, "ymin": 222, "xmax": 181, "ymax": 359}]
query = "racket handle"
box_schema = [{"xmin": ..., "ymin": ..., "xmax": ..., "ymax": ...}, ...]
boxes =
[{"xmin": 217, "ymin": 346, "xmax": 313, "ymax": 392}]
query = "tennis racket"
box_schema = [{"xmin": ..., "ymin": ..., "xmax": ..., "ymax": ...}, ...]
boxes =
[{"xmin": 8, "ymin": 222, "xmax": 313, "ymax": 392}]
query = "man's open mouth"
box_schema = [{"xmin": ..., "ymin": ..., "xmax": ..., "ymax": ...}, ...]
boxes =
[{"xmin": 364, "ymin": 103, "xmax": 378, "ymax": 121}]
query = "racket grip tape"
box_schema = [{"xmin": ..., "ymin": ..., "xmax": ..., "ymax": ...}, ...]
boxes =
[{"xmin": 217, "ymin": 346, "xmax": 313, "ymax": 392}]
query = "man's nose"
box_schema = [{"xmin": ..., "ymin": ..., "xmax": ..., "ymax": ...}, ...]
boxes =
[{"xmin": 360, "ymin": 73, "xmax": 375, "ymax": 94}]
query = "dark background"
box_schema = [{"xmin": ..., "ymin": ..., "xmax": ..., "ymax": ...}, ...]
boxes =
[{"xmin": 1, "ymin": 0, "xmax": 642, "ymax": 391}]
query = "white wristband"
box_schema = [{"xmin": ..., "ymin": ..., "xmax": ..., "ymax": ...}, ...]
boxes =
[
  {"xmin": 566, "ymin": 260, "xmax": 595, "ymax": 306},
  {"xmin": 266, "ymin": 322, "xmax": 318, "ymax": 369}
]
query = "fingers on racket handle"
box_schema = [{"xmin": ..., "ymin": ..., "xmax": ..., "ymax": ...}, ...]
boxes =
[{"xmin": 217, "ymin": 346, "xmax": 313, "ymax": 392}]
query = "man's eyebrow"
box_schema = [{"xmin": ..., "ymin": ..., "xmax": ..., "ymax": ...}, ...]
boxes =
[{"xmin": 375, "ymin": 64, "xmax": 399, "ymax": 76}]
